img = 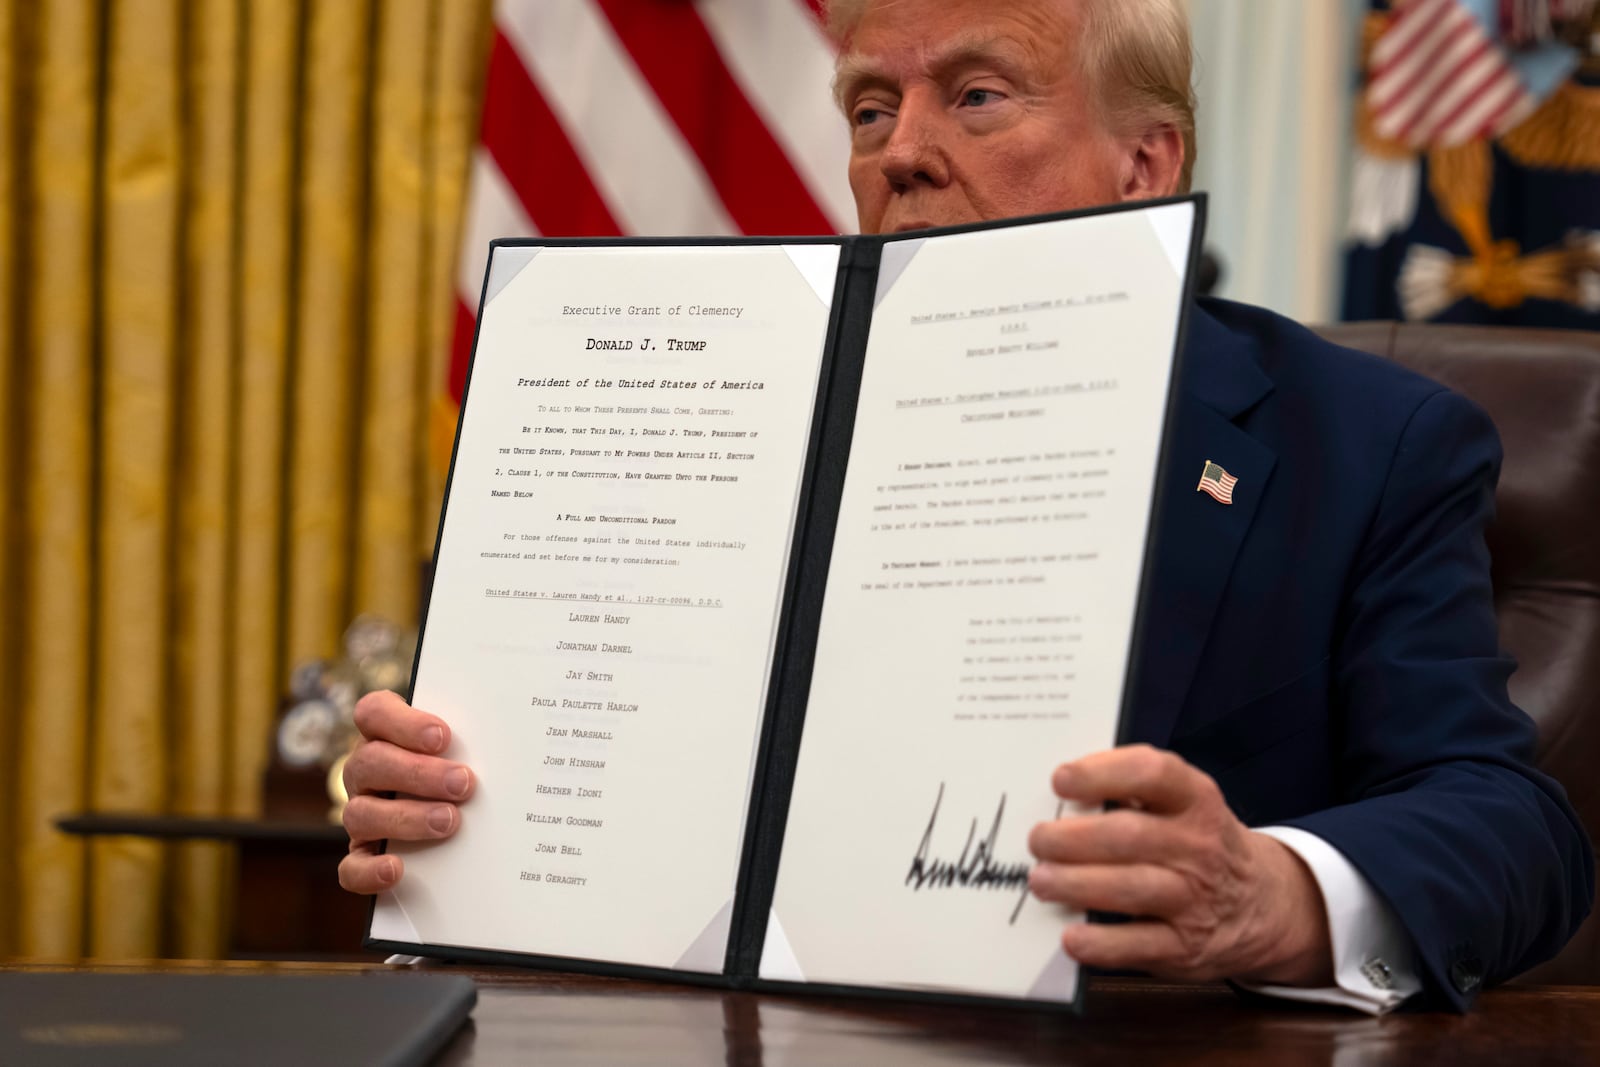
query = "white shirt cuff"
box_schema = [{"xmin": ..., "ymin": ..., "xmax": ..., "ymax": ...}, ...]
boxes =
[{"xmin": 1237, "ymin": 825, "xmax": 1423, "ymax": 1015}]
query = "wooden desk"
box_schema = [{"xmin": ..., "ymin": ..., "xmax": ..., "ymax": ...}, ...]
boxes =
[{"xmin": 5, "ymin": 959, "xmax": 1596, "ymax": 1065}]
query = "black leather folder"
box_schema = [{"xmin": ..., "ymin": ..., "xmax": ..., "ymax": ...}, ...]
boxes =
[{"xmin": 0, "ymin": 971, "xmax": 475, "ymax": 1067}]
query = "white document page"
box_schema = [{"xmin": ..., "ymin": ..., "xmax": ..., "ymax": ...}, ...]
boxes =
[
  {"xmin": 372, "ymin": 243, "xmax": 838, "ymax": 971},
  {"xmin": 766, "ymin": 203, "xmax": 1196, "ymax": 1001}
]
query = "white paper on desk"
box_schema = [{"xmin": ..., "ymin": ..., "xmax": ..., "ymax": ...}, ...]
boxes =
[
  {"xmin": 765, "ymin": 203, "xmax": 1196, "ymax": 1001},
  {"xmin": 372, "ymin": 243, "xmax": 836, "ymax": 970}
]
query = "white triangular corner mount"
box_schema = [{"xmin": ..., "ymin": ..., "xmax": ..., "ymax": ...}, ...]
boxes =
[
  {"xmin": 673, "ymin": 898, "xmax": 735, "ymax": 974},
  {"xmin": 483, "ymin": 245, "xmax": 543, "ymax": 309}
]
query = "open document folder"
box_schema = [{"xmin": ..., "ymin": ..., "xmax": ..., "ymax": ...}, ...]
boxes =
[{"xmin": 368, "ymin": 195, "xmax": 1205, "ymax": 1011}]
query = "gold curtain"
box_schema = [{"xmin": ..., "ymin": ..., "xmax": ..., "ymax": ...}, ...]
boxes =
[{"xmin": 0, "ymin": 0, "xmax": 493, "ymax": 960}]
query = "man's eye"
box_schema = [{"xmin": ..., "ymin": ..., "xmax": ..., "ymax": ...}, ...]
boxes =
[
  {"xmin": 855, "ymin": 107, "xmax": 883, "ymax": 126},
  {"xmin": 961, "ymin": 88, "xmax": 997, "ymax": 107}
]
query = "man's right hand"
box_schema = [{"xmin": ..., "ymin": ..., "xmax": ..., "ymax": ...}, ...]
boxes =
[{"xmin": 338, "ymin": 690, "xmax": 476, "ymax": 894}]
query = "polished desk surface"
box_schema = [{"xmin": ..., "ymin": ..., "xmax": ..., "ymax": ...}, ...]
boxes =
[{"xmin": 3, "ymin": 959, "xmax": 1596, "ymax": 1066}]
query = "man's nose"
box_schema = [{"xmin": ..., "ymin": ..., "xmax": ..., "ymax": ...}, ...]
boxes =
[{"xmin": 878, "ymin": 92, "xmax": 950, "ymax": 191}]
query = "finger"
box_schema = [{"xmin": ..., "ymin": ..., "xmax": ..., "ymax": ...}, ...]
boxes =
[
  {"xmin": 338, "ymin": 843, "xmax": 404, "ymax": 896},
  {"xmin": 1061, "ymin": 920, "xmax": 1195, "ymax": 976},
  {"xmin": 343, "ymin": 739, "xmax": 475, "ymax": 802},
  {"xmin": 1051, "ymin": 744, "xmax": 1217, "ymax": 814},
  {"xmin": 1028, "ymin": 809, "xmax": 1188, "ymax": 865},
  {"xmin": 1029, "ymin": 862, "xmax": 1190, "ymax": 917},
  {"xmin": 353, "ymin": 690, "xmax": 451, "ymax": 754},
  {"xmin": 343, "ymin": 793, "xmax": 461, "ymax": 846}
]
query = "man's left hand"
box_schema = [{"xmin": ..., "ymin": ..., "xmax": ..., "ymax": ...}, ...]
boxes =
[{"xmin": 1027, "ymin": 744, "xmax": 1334, "ymax": 986}]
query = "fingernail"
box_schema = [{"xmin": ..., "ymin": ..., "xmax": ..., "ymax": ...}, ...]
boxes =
[
  {"xmin": 423, "ymin": 726, "xmax": 445, "ymax": 752},
  {"xmin": 379, "ymin": 858, "xmax": 399, "ymax": 885},
  {"xmin": 1054, "ymin": 765, "xmax": 1077, "ymax": 791},
  {"xmin": 445, "ymin": 768, "xmax": 470, "ymax": 798},
  {"xmin": 427, "ymin": 806, "xmax": 454, "ymax": 834}
]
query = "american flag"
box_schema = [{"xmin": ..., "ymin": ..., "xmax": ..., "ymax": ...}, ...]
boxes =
[
  {"xmin": 1366, "ymin": 0, "xmax": 1540, "ymax": 148},
  {"xmin": 446, "ymin": 0, "xmax": 854, "ymax": 402},
  {"xmin": 1196, "ymin": 461, "xmax": 1239, "ymax": 505}
]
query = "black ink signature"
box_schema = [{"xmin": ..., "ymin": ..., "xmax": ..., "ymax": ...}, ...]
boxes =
[{"xmin": 905, "ymin": 782, "xmax": 1035, "ymax": 924}]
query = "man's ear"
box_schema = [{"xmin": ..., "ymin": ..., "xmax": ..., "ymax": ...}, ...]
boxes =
[{"xmin": 1118, "ymin": 124, "xmax": 1184, "ymax": 200}]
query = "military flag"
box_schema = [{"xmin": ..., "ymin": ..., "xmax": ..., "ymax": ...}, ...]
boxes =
[{"xmin": 1344, "ymin": 0, "xmax": 1600, "ymax": 327}]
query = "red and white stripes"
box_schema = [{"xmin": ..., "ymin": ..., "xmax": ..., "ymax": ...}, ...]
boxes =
[
  {"xmin": 1368, "ymin": 0, "xmax": 1537, "ymax": 148},
  {"xmin": 449, "ymin": 0, "xmax": 851, "ymax": 399}
]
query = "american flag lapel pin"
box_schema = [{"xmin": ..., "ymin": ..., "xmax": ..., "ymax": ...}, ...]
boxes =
[{"xmin": 1197, "ymin": 460, "xmax": 1238, "ymax": 505}]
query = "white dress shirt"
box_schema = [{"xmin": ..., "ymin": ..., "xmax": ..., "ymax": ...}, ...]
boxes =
[{"xmin": 1240, "ymin": 826, "xmax": 1423, "ymax": 1014}]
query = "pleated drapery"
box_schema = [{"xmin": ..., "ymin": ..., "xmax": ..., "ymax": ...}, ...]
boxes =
[
  {"xmin": 1184, "ymin": 0, "xmax": 1360, "ymax": 322},
  {"xmin": 0, "ymin": 0, "xmax": 492, "ymax": 960}
]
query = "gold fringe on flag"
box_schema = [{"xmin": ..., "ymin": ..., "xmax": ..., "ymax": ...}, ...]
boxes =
[
  {"xmin": 1428, "ymin": 141, "xmax": 1495, "ymax": 257},
  {"xmin": 1452, "ymin": 243, "xmax": 1576, "ymax": 308},
  {"xmin": 1501, "ymin": 83, "xmax": 1600, "ymax": 171},
  {"xmin": 1400, "ymin": 233, "xmax": 1600, "ymax": 319}
]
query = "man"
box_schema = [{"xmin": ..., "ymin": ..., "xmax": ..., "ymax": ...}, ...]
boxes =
[{"xmin": 340, "ymin": 0, "xmax": 1592, "ymax": 1011}]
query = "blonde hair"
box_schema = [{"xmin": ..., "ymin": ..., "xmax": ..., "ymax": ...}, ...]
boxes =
[{"xmin": 824, "ymin": 0, "xmax": 1197, "ymax": 194}]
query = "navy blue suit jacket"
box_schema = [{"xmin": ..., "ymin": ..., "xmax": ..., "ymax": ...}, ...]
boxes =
[{"xmin": 1136, "ymin": 298, "xmax": 1593, "ymax": 1010}]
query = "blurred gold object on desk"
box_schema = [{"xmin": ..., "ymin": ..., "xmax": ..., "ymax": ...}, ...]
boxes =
[{"xmin": 327, "ymin": 750, "xmax": 352, "ymax": 825}]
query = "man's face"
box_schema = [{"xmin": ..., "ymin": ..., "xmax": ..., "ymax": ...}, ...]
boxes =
[{"xmin": 837, "ymin": 0, "xmax": 1132, "ymax": 235}]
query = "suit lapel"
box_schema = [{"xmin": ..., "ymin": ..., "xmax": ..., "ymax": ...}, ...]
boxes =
[{"xmin": 1124, "ymin": 305, "xmax": 1278, "ymax": 749}]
